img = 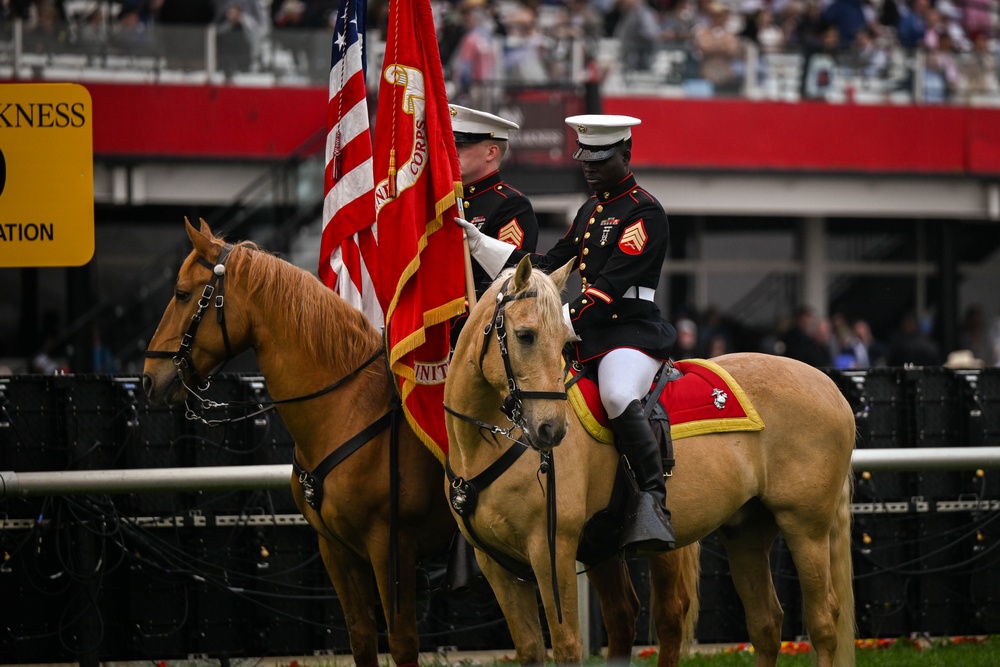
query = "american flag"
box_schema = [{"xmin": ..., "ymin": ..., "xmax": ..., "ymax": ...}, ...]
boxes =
[{"xmin": 319, "ymin": 0, "xmax": 382, "ymax": 326}]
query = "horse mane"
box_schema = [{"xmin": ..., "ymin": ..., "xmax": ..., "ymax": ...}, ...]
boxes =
[
  {"xmin": 495, "ymin": 264, "xmax": 567, "ymax": 337},
  {"xmin": 217, "ymin": 238, "xmax": 382, "ymax": 361}
]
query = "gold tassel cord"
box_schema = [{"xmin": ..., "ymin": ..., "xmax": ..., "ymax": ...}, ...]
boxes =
[{"xmin": 388, "ymin": 149, "xmax": 397, "ymax": 200}]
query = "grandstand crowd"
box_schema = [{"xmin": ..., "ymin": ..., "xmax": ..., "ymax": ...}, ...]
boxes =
[{"xmin": 2, "ymin": 0, "xmax": 997, "ymax": 101}]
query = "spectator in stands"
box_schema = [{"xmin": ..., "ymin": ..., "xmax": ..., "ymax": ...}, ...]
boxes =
[
  {"xmin": 853, "ymin": 318, "xmax": 888, "ymax": 367},
  {"xmin": 692, "ymin": 1, "xmax": 745, "ymax": 94},
  {"xmin": 673, "ymin": 317, "xmax": 699, "ymax": 360},
  {"xmin": 272, "ymin": 0, "xmax": 328, "ymax": 29},
  {"xmin": 110, "ymin": 5, "xmax": 154, "ymax": 55},
  {"xmin": 502, "ymin": 2, "xmax": 551, "ymax": 83},
  {"xmin": 960, "ymin": 30, "xmax": 1000, "ymax": 97},
  {"xmin": 829, "ymin": 311, "xmax": 870, "ymax": 368},
  {"xmin": 747, "ymin": 7, "xmax": 787, "ymax": 54},
  {"xmin": 922, "ymin": 30, "xmax": 960, "ymax": 102},
  {"xmin": 781, "ymin": 305, "xmax": 833, "ymax": 367},
  {"xmin": 216, "ymin": 0, "xmax": 270, "ymax": 75},
  {"xmin": 801, "ymin": 21, "xmax": 841, "ymax": 99},
  {"xmin": 887, "ymin": 312, "xmax": 942, "ymax": 366},
  {"xmin": 614, "ymin": 0, "xmax": 662, "ymax": 72},
  {"xmin": 658, "ymin": 0, "xmax": 699, "ymax": 46},
  {"xmin": 23, "ymin": 0, "xmax": 69, "ymax": 53},
  {"xmin": 843, "ymin": 25, "xmax": 889, "ymax": 78},
  {"xmin": 957, "ymin": 304, "xmax": 995, "ymax": 366},
  {"xmin": 896, "ymin": 0, "xmax": 930, "ymax": 52},
  {"xmin": 153, "ymin": 0, "xmax": 215, "ymax": 25},
  {"xmin": 821, "ymin": 0, "xmax": 868, "ymax": 50},
  {"xmin": 957, "ymin": 0, "xmax": 996, "ymax": 43},
  {"xmin": 450, "ymin": 0, "xmax": 499, "ymax": 108}
]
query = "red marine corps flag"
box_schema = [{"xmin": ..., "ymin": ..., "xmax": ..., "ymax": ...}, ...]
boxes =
[
  {"xmin": 374, "ymin": 0, "xmax": 466, "ymax": 461},
  {"xmin": 319, "ymin": 0, "xmax": 383, "ymax": 326}
]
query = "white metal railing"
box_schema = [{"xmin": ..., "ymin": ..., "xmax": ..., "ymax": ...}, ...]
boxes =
[{"xmin": 3, "ymin": 447, "xmax": 1000, "ymax": 498}]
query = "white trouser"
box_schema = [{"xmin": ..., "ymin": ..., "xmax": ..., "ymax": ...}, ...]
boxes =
[{"xmin": 597, "ymin": 348, "xmax": 663, "ymax": 419}]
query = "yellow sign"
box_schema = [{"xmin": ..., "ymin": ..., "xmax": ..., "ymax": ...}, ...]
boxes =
[{"xmin": 0, "ymin": 83, "xmax": 94, "ymax": 267}]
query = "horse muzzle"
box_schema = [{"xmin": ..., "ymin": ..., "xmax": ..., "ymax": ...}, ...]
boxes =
[
  {"xmin": 526, "ymin": 415, "xmax": 568, "ymax": 451},
  {"xmin": 142, "ymin": 369, "xmax": 187, "ymax": 407}
]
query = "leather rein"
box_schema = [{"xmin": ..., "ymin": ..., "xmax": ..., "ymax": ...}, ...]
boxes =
[{"xmin": 442, "ymin": 277, "xmax": 568, "ymax": 622}]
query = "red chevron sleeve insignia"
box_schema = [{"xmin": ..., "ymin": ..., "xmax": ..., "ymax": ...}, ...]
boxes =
[
  {"xmin": 498, "ymin": 219, "xmax": 525, "ymax": 248},
  {"xmin": 619, "ymin": 219, "xmax": 647, "ymax": 255}
]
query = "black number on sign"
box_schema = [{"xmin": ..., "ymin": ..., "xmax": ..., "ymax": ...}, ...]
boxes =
[{"xmin": 0, "ymin": 147, "xmax": 5, "ymax": 197}]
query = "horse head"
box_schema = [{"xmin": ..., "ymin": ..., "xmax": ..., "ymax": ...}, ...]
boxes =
[
  {"xmin": 143, "ymin": 218, "xmax": 253, "ymax": 406},
  {"xmin": 460, "ymin": 255, "xmax": 576, "ymax": 451}
]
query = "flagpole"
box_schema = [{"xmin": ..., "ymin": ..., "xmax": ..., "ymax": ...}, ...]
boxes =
[{"xmin": 457, "ymin": 199, "xmax": 477, "ymax": 309}]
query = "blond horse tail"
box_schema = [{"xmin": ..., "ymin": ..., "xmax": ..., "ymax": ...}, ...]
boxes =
[
  {"xmin": 679, "ymin": 541, "xmax": 702, "ymax": 654},
  {"xmin": 831, "ymin": 472, "xmax": 856, "ymax": 667}
]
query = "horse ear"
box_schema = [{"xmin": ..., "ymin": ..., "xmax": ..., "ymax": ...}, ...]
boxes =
[
  {"xmin": 512, "ymin": 255, "xmax": 533, "ymax": 292},
  {"xmin": 185, "ymin": 216, "xmax": 215, "ymax": 255},
  {"xmin": 549, "ymin": 258, "xmax": 576, "ymax": 293}
]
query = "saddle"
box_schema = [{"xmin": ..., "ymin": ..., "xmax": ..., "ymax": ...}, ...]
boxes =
[{"xmin": 565, "ymin": 358, "xmax": 765, "ymax": 446}]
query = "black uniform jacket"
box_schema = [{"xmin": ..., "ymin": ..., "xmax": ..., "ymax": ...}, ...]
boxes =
[
  {"xmin": 508, "ymin": 173, "xmax": 676, "ymax": 363},
  {"xmin": 462, "ymin": 170, "xmax": 539, "ymax": 297}
]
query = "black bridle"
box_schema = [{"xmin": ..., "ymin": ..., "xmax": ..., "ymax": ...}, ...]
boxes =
[
  {"xmin": 444, "ymin": 277, "xmax": 568, "ymax": 448},
  {"xmin": 145, "ymin": 243, "xmax": 237, "ymax": 395},
  {"xmin": 144, "ymin": 244, "xmax": 385, "ymax": 425}
]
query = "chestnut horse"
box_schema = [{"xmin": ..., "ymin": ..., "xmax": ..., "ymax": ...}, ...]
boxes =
[
  {"xmin": 143, "ymin": 219, "xmax": 456, "ymax": 667},
  {"xmin": 444, "ymin": 258, "xmax": 857, "ymax": 667}
]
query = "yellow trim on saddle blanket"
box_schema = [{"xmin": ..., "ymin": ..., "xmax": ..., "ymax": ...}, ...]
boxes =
[{"xmin": 566, "ymin": 358, "xmax": 765, "ymax": 444}]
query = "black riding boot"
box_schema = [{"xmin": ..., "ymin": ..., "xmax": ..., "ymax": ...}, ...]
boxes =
[{"xmin": 610, "ymin": 399, "xmax": 675, "ymax": 557}]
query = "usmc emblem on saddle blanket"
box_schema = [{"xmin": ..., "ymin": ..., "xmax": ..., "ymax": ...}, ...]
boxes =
[{"xmin": 712, "ymin": 388, "xmax": 728, "ymax": 410}]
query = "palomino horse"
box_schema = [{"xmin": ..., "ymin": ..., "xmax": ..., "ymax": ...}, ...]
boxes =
[
  {"xmin": 142, "ymin": 219, "xmax": 457, "ymax": 667},
  {"xmin": 444, "ymin": 257, "xmax": 857, "ymax": 667}
]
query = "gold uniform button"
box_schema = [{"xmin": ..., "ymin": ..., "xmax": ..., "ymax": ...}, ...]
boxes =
[
  {"xmin": 464, "ymin": 201, "xmax": 470, "ymax": 209},
  {"xmin": 597, "ymin": 205, "xmax": 604, "ymax": 212},
  {"xmin": 570, "ymin": 309, "xmax": 576, "ymax": 315},
  {"xmin": 588, "ymin": 217, "xmax": 595, "ymax": 223},
  {"xmin": 584, "ymin": 232, "xmax": 591, "ymax": 239},
  {"xmin": 583, "ymin": 248, "xmax": 589, "ymax": 255},
  {"xmin": 581, "ymin": 299, "xmax": 588, "ymax": 305},
  {"xmin": 574, "ymin": 237, "xmax": 579, "ymax": 243},
  {"xmin": 497, "ymin": 185, "xmax": 503, "ymax": 190},
  {"xmin": 612, "ymin": 314, "xmax": 618, "ymax": 319},
  {"xmin": 600, "ymin": 242, "xmax": 606, "ymax": 246},
  {"xmin": 580, "ymin": 263, "xmax": 586, "ymax": 270}
]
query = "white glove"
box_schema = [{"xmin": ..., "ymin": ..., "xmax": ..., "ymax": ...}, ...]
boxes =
[
  {"xmin": 455, "ymin": 216, "xmax": 515, "ymax": 279},
  {"xmin": 562, "ymin": 303, "xmax": 582, "ymax": 341},
  {"xmin": 455, "ymin": 216, "xmax": 483, "ymax": 253}
]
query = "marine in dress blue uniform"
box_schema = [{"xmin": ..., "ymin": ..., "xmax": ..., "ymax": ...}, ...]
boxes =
[
  {"xmin": 450, "ymin": 104, "xmax": 539, "ymax": 346},
  {"xmin": 451, "ymin": 104, "xmax": 538, "ymax": 297},
  {"xmin": 459, "ymin": 114, "xmax": 676, "ymax": 556}
]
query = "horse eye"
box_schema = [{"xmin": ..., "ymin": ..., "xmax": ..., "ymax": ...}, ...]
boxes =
[
  {"xmin": 175, "ymin": 290, "xmax": 191, "ymax": 302},
  {"xmin": 515, "ymin": 329, "xmax": 536, "ymax": 345}
]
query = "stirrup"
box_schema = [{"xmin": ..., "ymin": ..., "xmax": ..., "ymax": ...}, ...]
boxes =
[{"xmin": 620, "ymin": 492, "xmax": 675, "ymax": 558}]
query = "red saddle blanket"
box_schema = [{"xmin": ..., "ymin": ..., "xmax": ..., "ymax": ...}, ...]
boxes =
[{"xmin": 566, "ymin": 358, "xmax": 765, "ymax": 444}]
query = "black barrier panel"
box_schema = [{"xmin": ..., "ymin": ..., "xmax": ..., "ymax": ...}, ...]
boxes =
[
  {"xmin": 911, "ymin": 369, "xmax": 970, "ymax": 499},
  {"xmin": 830, "ymin": 368, "xmax": 912, "ymax": 501},
  {"xmin": 913, "ymin": 514, "xmax": 973, "ymax": 636},
  {"xmin": 0, "ymin": 376, "xmax": 65, "ymax": 473},
  {"xmin": 968, "ymin": 528, "xmax": 1000, "ymax": 635},
  {"xmin": 962, "ymin": 368, "xmax": 1000, "ymax": 446},
  {"xmin": 828, "ymin": 369, "xmax": 906, "ymax": 448},
  {"xmin": 852, "ymin": 514, "xmax": 915, "ymax": 638},
  {"xmin": 247, "ymin": 524, "xmax": 346, "ymax": 655},
  {"xmin": 694, "ymin": 533, "xmax": 748, "ymax": 644}
]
